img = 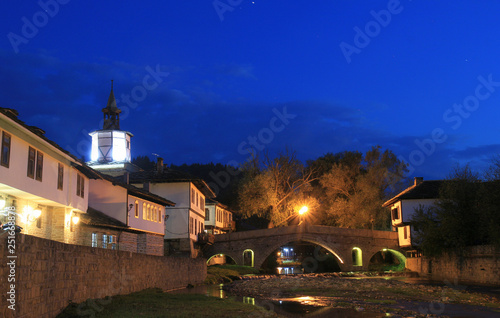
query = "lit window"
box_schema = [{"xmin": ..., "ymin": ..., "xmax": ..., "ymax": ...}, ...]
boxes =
[
  {"xmin": 102, "ymin": 234, "xmax": 108, "ymax": 248},
  {"xmin": 158, "ymin": 208, "xmax": 162, "ymax": 222},
  {"xmin": 57, "ymin": 163, "xmax": 64, "ymax": 190},
  {"xmin": 109, "ymin": 235, "xmax": 117, "ymax": 250},
  {"xmin": 135, "ymin": 201, "xmax": 139, "ymax": 218},
  {"xmin": 91, "ymin": 233, "xmax": 98, "ymax": 247},
  {"xmin": 27, "ymin": 147, "xmax": 36, "ymax": 178},
  {"xmin": 154, "ymin": 207, "xmax": 158, "ymax": 222},
  {"xmin": 143, "ymin": 203, "xmax": 146, "ymax": 220},
  {"xmin": 1, "ymin": 131, "xmax": 11, "ymax": 168}
]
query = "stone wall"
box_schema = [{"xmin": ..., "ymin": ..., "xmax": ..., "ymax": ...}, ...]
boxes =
[
  {"xmin": 406, "ymin": 245, "xmax": 500, "ymax": 286},
  {"xmin": 0, "ymin": 234, "xmax": 207, "ymax": 318}
]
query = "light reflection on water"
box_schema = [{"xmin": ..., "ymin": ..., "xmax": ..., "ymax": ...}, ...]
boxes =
[{"xmin": 171, "ymin": 284, "xmax": 385, "ymax": 317}]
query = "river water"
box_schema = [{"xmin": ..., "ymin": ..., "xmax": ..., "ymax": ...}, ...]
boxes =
[
  {"xmin": 172, "ymin": 281, "xmax": 387, "ymax": 317},
  {"xmin": 170, "ymin": 276, "xmax": 500, "ymax": 318}
]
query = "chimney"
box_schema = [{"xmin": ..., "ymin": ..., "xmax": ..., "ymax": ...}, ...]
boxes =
[
  {"xmin": 156, "ymin": 157, "xmax": 164, "ymax": 174},
  {"xmin": 414, "ymin": 177, "xmax": 423, "ymax": 186},
  {"xmin": 123, "ymin": 172, "xmax": 129, "ymax": 184}
]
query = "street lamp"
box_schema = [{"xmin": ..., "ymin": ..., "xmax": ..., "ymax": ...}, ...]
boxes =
[{"xmin": 298, "ymin": 206, "xmax": 308, "ymax": 225}]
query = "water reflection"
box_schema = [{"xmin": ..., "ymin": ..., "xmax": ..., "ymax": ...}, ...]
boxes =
[{"xmin": 171, "ymin": 284, "xmax": 385, "ymax": 317}]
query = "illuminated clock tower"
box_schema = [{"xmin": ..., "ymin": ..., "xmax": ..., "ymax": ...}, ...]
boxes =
[{"xmin": 88, "ymin": 81, "xmax": 139, "ymax": 176}]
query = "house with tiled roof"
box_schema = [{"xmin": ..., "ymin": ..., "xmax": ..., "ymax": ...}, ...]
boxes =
[
  {"xmin": 129, "ymin": 158, "xmax": 216, "ymax": 257},
  {"xmin": 1, "ymin": 85, "xmax": 176, "ymax": 256},
  {"xmin": 76, "ymin": 163, "xmax": 175, "ymax": 256},
  {"xmin": 0, "ymin": 107, "xmax": 89, "ymax": 245},
  {"xmin": 205, "ymin": 198, "xmax": 235, "ymax": 235},
  {"xmin": 383, "ymin": 177, "xmax": 443, "ymax": 249}
]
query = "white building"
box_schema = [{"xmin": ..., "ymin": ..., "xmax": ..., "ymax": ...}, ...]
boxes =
[
  {"xmin": 383, "ymin": 177, "xmax": 442, "ymax": 249},
  {"xmin": 0, "ymin": 107, "xmax": 88, "ymax": 244},
  {"xmin": 205, "ymin": 198, "xmax": 235, "ymax": 234},
  {"xmin": 129, "ymin": 158, "xmax": 216, "ymax": 257},
  {"xmin": 77, "ymin": 164, "xmax": 175, "ymax": 255}
]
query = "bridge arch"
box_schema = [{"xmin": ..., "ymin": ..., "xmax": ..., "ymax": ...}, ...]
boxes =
[
  {"xmin": 206, "ymin": 253, "xmax": 238, "ymax": 266},
  {"xmin": 367, "ymin": 248, "xmax": 407, "ymax": 271},
  {"xmin": 243, "ymin": 249, "xmax": 255, "ymax": 267},
  {"xmin": 256, "ymin": 235, "xmax": 347, "ymax": 271}
]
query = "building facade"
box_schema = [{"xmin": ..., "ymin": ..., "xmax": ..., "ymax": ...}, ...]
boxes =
[
  {"xmin": 205, "ymin": 198, "xmax": 235, "ymax": 234},
  {"xmin": 383, "ymin": 177, "xmax": 442, "ymax": 250},
  {"xmin": 129, "ymin": 159, "xmax": 216, "ymax": 257},
  {"xmin": 0, "ymin": 107, "xmax": 88, "ymax": 245}
]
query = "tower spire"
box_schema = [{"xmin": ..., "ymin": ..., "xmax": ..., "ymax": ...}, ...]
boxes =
[{"xmin": 102, "ymin": 80, "xmax": 121, "ymax": 130}]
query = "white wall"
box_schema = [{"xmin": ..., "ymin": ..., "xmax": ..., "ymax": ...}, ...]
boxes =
[
  {"xmin": 127, "ymin": 194, "xmax": 164, "ymax": 235},
  {"xmin": 165, "ymin": 207, "xmax": 189, "ymax": 239},
  {"xmin": 205, "ymin": 205, "xmax": 216, "ymax": 227},
  {"xmin": 88, "ymin": 179, "xmax": 127, "ymax": 223},
  {"xmin": 0, "ymin": 118, "xmax": 87, "ymax": 213},
  {"xmin": 401, "ymin": 199, "xmax": 436, "ymax": 223},
  {"xmin": 397, "ymin": 225, "xmax": 412, "ymax": 247}
]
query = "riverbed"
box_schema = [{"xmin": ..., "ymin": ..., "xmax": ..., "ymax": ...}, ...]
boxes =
[{"xmin": 173, "ymin": 274, "xmax": 500, "ymax": 317}]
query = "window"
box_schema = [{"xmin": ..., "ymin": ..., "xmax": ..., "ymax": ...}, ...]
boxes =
[
  {"xmin": 36, "ymin": 216, "xmax": 42, "ymax": 228},
  {"xmin": 1, "ymin": 131, "xmax": 11, "ymax": 168},
  {"xmin": 35, "ymin": 151, "xmax": 43, "ymax": 181},
  {"xmin": 191, "ymin": 189, "xmax": 195, "ymax": 204},
  {"xmin": 404, "ymin": 226, "xmax": 408, "ymax": 239},
  {"xmin": 102, "ymin": 234, "xmax": 108, "ymax": 248},
  {"xmin": 57, "ymin": 163, "xmax": 64, "ymax": 190},
  {"xmin": 134, "ymin": 201, "xmax": 139, "ymax": 218},
  {"xmin": 391, "ymin": 207, "xmax": 399, "ymax": 220},
  {"xmin": 76, "ymin": 174, "xmax": 85, "ymax": 198},
  {"xmin": 91, "ymin": 233, "xmax": 98, "ymax": 247},
  {"xmin": 143, "ymin": 203, "xmax": 146, "ymax": 220},
  {"xmin": 200, "ymin": 198, "xmax": 205, "ymax": 211},
  {"xmin": 195, "ymin": 219, "xmax": 197, "ymax": 234},
  {"xmin": 205, "ymin": 208, "xmax": 210, "ymax": 221},
  {"xmin": 147, "ymin": 205, "xmax": 151, "ymax": 221},
  {"xmin": 158, "ymin": 208, "xmax": 162, "ymax": 223},
  {"xmin": 109, "ymin": 235, "xmax": 117, "ymax": 250},
  {"xmin": 27, "ymin": 147, "xmax": 36, "ymax": 178},
  {"xmin": 153, "ymin": 207, "xmax": 157, "ymax": 222},
  {"xmin": 196, "ymin": 192, "xmax": 199, "ymax": 207}
]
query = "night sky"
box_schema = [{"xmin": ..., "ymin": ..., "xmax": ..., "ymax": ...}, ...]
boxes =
[{"xmin": 2, "ymin": 1, "xmax": 500, "ymax": 180}]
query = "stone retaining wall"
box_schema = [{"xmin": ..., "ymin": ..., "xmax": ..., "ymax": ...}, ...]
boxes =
[
  {"xmin": 0, "ymin": 234, "xmax": 207, "ymax": 318},
  {"xmin": 406, "ymin": 245, "xmax": 500, "ymax": 286}
]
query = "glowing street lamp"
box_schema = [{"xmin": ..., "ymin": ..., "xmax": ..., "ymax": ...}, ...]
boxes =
[
  {"xmin": 298, "ymin": 206, "xmax": 308, "ymax": 215},
  {"xmin": 298, "ymin": 206, "xmax": 308, "ymax": 225}
]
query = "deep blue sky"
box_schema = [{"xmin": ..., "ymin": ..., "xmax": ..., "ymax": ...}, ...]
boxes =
[{"xmin": 2, "ymin": 1, "xmax": 500, "ymax": 180}]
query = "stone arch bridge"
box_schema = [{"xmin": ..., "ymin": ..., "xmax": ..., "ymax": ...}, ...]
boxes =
[{"xmin": 204, "ymin": 224, "xmax": 400, "ymax": 271}]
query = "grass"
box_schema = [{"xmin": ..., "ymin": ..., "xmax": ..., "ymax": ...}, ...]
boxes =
[
  {"xmin": 57, "ymin": 288, "xmax": 278, "ymax": 318},
  {"xmin": 205, "ymin": 265, "xmax": 261, "ymax": 284}
]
